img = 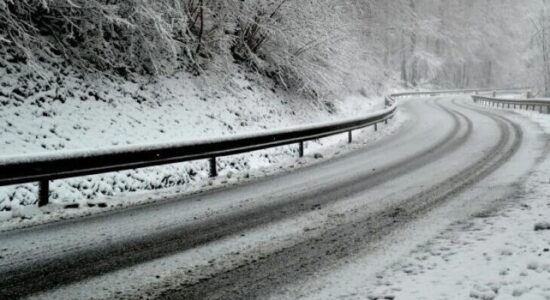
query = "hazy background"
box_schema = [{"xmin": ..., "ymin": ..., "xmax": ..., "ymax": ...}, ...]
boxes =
[{"xmin": 1, "ymin": 0, "xmax": 548, "ymax": 97}]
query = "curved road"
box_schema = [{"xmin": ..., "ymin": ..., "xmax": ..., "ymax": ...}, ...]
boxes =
[{"xmin": 0, "ymin": 95, "xmax": 545, "ymax": 299}]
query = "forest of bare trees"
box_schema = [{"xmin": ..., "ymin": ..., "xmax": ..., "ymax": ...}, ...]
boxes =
[{"xmin": 0, "ymin": 0, "xmax": 548, "ymax": 97}]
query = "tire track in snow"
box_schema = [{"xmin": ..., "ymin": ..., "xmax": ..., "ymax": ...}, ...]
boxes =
[
  {"xmin": 156, "ymin": 99, "xmax": 522, "ymax": 300},
  {"xmin": 0, "ymin": 98, "xmax": 468, "ymax": 299}
]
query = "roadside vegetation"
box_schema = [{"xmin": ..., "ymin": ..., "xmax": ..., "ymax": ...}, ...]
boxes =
[{"xmin": 0, "ymin": 0, "xmax": 545, "ymax": 98}]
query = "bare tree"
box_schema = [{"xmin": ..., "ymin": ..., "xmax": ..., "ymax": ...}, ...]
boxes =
[{"xmin": 531, "ymin": 0, "xmax": 550, "ymax": 96}]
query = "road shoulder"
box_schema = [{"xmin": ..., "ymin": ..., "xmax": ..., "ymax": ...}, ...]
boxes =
[{"xmin": 361, "ymin": 108, "xmax": 550, "ymax": 299}]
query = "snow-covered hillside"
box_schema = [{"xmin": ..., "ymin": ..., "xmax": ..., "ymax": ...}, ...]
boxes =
[{"xmin": 0, "ymin": 60, "xmax": 399, "ymax": 221}]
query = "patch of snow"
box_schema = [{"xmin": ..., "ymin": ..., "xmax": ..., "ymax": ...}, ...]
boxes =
[{"xmin": 10, "ymin": 202, "xmax": 43, "ymax": 220}]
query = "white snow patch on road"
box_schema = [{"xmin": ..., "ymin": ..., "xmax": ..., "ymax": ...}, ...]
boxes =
[{"xmin": 360, "ymin": 155, "xmax": 550, "ymax": 299}]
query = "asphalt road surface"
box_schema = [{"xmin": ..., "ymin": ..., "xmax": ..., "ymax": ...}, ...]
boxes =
[{"xmin": 0, "ymin": 95, "xmax": 545, "ymax": 299}]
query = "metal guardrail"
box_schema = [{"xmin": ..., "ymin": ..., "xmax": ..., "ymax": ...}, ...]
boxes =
[
  {"xmin": 391, "ymin": 88, "xmax": 529, "ymax": 98},
  {"xmin": 472, "ymin": 95, "xmax": 550, "ymax": 114},
  {"xmin": 0, "ymin": 88, "xmax": 529, "ymax": 206}
]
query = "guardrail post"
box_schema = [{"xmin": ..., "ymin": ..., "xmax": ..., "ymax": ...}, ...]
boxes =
[
  {"xmin": 384, "ymin": 119, "xmax": 388, "ymax": 125},
  {"xmin": 374, "ymin": 123, "xmax": 378, "ymax": 132},
  {"xmin": 492, "ymin": 91, "xmax": 497, "ymax": 97},
  {"xmin": 547, "ymin": 105, "xmax": 550, "ymax": 114},
  {"xmin": 38, "ymin": 180, "xmax": 49, "ymax": 207},
  {"xmin": 209, "ymin": 157, "xmax": 217, "ymax": 178},
  {"xmin": 299, "ymin": 141, "xmax": 304, "ymax": 157},
  {"xmin": 348, "ymin": 131, "xmax": 353, "ymax": 143}
]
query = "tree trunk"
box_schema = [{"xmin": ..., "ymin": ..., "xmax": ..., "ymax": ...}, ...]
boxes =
[
  {"xmin": 542, "ymin": 4, "xmax": 550, "ymax": 96},
  {"xmin": 486, "ymin": 60, "xmax": 493, "ymax": 87},
  {"xmin": 400, "ymin": 31, "xmax": 408, "ymax": 87}
]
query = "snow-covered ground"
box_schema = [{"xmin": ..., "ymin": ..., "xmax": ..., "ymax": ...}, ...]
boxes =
[
  {"xmin": 11, "ymin": 95, "xmax": 543, "ymax": 300},
  {"xmin": 0, "ymin": 60, "xmax": 399, "ymax": 225},
  {"xmin": 0, "ymin": 96, "xmax": 487, "ymax": 299},
  {"xmin": 338, "ymin": 108, "xmax": 550, "ymax": 300}
]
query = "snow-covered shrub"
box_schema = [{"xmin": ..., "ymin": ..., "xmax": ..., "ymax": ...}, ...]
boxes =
[
  {"xmin": 227, "ymin": 0, "xmax": 364, "ymax": 97},
  {"xmin": 1, "ymin": 1, "xmax": 174, "ymax": 74},
  {"xmin": 0, "ymin": 0, "xmax": 541, "ymax": 98},
  {"xmin": 0, "ymin": 0, "xmax": 366, "ymax": 98}
]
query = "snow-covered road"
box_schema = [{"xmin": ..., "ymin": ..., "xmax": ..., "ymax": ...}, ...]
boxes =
[{"xmin": 0, "ymin": 95, "xmax": 546, "ymax": 299}]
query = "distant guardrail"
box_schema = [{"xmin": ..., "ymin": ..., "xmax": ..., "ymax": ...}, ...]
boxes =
[
  {"xmin": 0, "ymin": 88, "xmax": 529, "ymax": 206},
  {"xmin": 472, "ymin": 94, "xmax": 550, "ymax": 114}
]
